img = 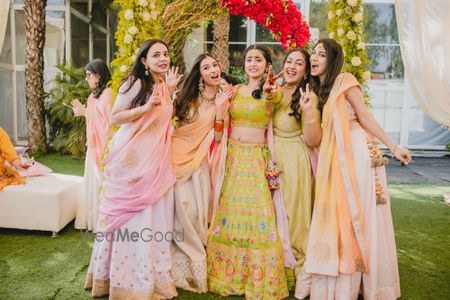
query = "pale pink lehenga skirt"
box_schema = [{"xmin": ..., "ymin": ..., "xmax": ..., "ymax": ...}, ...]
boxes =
[
  {"xmin": 309, "ymin": 124, "xmax": 401, "ymax": 300},
  {"xmin": 84, "ymin": 189, "xmax": 178, "ymax": 299}
]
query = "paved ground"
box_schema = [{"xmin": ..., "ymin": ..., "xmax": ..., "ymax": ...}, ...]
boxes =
[{"xmin": 386, "ymin": 155, "xmax": 450, "ymax": 185}]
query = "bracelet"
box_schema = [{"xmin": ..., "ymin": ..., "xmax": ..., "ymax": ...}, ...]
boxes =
[
  {"xmin": 214, "ymin": 120, "xmax": 224, "ymax": 132},
  {"xmin": 303, "ymin": 118, "xmax": 316, "ymax": 125},
  {"xmin": 390, "ymin": 145, "xmax": 398, "ymax": 155}
]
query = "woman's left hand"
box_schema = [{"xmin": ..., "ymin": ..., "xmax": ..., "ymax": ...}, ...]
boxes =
[
  {"xmin": 299, "ymin": 83, "xmax": 313, "ymax": 112},
  {"xmin": 165, "ymin": 66, "xmax": 183, "ymax": 92}
]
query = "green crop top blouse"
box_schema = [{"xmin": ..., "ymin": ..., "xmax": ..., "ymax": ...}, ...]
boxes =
[{"xmin": 230, "ymin": 85, "xmax": 282, "ymax": 129}]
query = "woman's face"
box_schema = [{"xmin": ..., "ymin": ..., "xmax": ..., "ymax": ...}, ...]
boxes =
[
  {"xmin": 141, "ymin": 42, "xmax": 170, "ymax": 76},
  {"xmin": 244, "ymin": 49, "xmax": 267, "ymax": 80},
  {"xmin": 283, "ymin": 51, "xmax": 307, "ymax": 85},
  {"xmin": 200, "ymin": 56, "xmax": 221, "ymax": 88},
  {"xmin": 85, "ymin": 71, "xmax": 99, "ymax": 89},
  {"xmin": 310, "ymin": 43, "xmax": 328, "ymax": 80}
]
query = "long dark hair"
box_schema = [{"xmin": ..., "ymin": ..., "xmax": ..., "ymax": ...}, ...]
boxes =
[
  {"xmin": 85, "ymin": 59, "xmax": 111, "ymax": 98},
  {"xmin": 120, "ymin": 39, "xmax": 169, "ymax": 109},
  {"xmin": 282, "ymin": 48, "xmax": 310, "ymax": 123},
  {"xmin": 243, "ymin": 44, "xmax": 272, "ymax": 99},
  {"xmin": 309, "ymin": 38, "xmax": 344, "ymax": 111},
  {"xmin": 175, "ymin": 53, "xmax": 219, "ymax": 123}
]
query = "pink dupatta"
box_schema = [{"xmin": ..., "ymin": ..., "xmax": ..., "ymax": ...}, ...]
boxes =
[
  {"xmin": 98, "ymin": 80, "xmax": 176, "ymax": 234},
  {"xmin": 85, "ymin": 88, "xmax": 113, "ymax": 172}
]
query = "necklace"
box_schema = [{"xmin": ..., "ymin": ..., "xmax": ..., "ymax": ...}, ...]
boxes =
[{"xmin": 200, "ymin": 92, "xmax": 216, "ymax": 104}]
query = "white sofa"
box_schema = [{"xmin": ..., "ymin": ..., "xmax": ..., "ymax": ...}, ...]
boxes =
[{"xmin": 0, "ymin": 173, "xmax": 82, "ymax": 236}]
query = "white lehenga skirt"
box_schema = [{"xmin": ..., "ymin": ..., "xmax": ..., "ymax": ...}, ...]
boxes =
[
  {"xmin": 170, "ymin": 159, "xmax": 210, "ymax": 293},
  {"xmin": 309, "ymin": 125, "xmax": 401, "ymax": 300},
  {"xmin": 84, "ymin": 189, "xmax": 178, "ymax": 299},
  {"xmin": 75, "ymin": 148, "xmax": 100, "ymax": 231}
]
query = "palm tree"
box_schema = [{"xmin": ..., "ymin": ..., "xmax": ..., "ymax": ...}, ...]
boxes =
[
  {"xmin": 24, "ymin": 0, "xmax": 47, "ymax": 153},
  {"xmin": 211, "ymin": 15, "xmax": 230, "ymax": 73}
]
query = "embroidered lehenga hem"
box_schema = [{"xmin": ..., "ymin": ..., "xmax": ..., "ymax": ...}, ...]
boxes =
[{"xmin": 207, "ymin": 139, "xmax": 288, "ymax": 300}]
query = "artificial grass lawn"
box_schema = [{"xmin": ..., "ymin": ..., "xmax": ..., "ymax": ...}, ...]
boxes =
[{"xmin": 0, "ymin": 155, "xmax": 449, "ymax": 299}]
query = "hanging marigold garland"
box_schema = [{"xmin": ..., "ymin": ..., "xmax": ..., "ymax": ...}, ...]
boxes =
[{"xmin": 221, "ymin": 0, "xmax": 310, "ymax": 50}]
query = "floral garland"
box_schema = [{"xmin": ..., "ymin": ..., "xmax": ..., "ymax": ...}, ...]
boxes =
[
  {"xmin": 110, "ymin": 0, "xmax": 164, "ymax": 95},
  {"xmin": 221, "ymin": 0, "xmax": 310, "ymax": 50},
  {"xmin": 327, "ymin": 0, "xmax": 371, "ymax": 86}
]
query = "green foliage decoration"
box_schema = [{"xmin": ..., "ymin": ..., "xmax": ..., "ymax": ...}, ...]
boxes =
[
  {"xmin": 327, "ymin": 0, "xmax": 371, "ymax": 102},
  {"xmin": 110, "ymin": 0, "xmax": 165, "ymax": 95},
  {"xmin": 45, "ymin": 64, "xmax": 91, "ymax": 159}
]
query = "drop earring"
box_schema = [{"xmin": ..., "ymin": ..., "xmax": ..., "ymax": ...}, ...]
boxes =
[
  {"xmin": 144, "ymin": 65, "xmax": 149, "ymax": 76},
  {"xmin": 198, "ymin": 78, "xmax": 204, "ymax": 94}
]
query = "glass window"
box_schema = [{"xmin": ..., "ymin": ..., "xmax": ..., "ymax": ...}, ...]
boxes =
[
  {"xmin": 71, "ymin": 0, "xmax": 88, "ymax": 15},
  {"xmin": 0, "ymin": 69, "xmax": 14, "ymax": 136},
  {"xmin": 71, "ymin": 14, "xmax": 89, "ymax": 66},
  {"xmin": 15, "ymin": 10, "xmax": 26, "ymax": 65},
  {"xmin": 206, "ymin": 15, "xmax": 247, "ymax": 43},
  {"xmin": 309, "ymin": 0, "xmax": 329, "ymax": 39},
  {"xmin": 255, "ymin": 24, "xmax": 274, "ymax": 43},
  {"xmin": 93, "ymin": 27, "xmax": 107, "ymax": 62},
  {"xmin": 364, "ymin": 3, "xmax": 399, "ymax": 44},
  {"xmin": 0, "ymin": 13, "xmax": 11, "ymax": 64},
  {"xmin": 364, "ymin": 2, "xmax": 403, "ymax": 79},
  {"xmin": 16, "ymin": 71, "xmax": 27, "ymax": 140},
  {"xmin": 45, "ymin": 11, "xmax": 65, "ymax": 66},
  {"xmin": 92, "ymin": 2, "xmax": 107, "ymax": 29},
  {"xmin": 366, "ymin": 45, "xmax": 404, "ymax": 79}
]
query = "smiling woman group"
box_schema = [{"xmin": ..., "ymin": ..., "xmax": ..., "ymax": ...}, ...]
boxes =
[{"xmin": 76, "ymin": 38, "xmax": 412, "ymax": 300}]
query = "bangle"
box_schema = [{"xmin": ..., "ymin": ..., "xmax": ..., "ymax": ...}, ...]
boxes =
[
  {"xmin": 214, "ymin": 120, "xmax": 224, "ymax": 132},
  {"xmin": 303, "ymin": 118, "xmax": 316, "ymax": 125},
  {"xmin": 390, "ymin": 145, "xmax": 398, "ymax": 155}
]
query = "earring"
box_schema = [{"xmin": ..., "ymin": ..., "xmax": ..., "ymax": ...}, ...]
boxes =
[
  {"xmin": 198, "ymin": 78, "xmax": 204, "ymax": 94},
  {"xmin": 144, "ymin": 66, "xmax": 149, "ymax": 76}
]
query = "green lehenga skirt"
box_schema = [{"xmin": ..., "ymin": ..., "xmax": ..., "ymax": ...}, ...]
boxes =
[{"xmin": 206, "ymin": 139, "xmax": 288, "ymax": 299}]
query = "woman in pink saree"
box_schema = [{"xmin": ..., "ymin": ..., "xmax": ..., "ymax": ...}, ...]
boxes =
[
  {"xmin": 303, "ymin": 39, "xmax": 412, "ymax": 300},
  {"xmin": 84, "ymin": 39, "xmax": 182, "ymax": 299},
  {"xmin": 72, "ymin": 59, "xmax": 113, "ymax": 231},
  {"xmin": 171, "ymin": 53, "xmax": 233, "ymax": 292}
]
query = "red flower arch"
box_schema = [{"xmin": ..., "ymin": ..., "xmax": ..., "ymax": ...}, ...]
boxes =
[{"xmin": 221, "ymin": 0, "xmax": 311, "ymax": 50}]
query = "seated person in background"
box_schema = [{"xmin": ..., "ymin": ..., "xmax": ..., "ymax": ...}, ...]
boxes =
[{"xmin": 0, "ymin": 127, "xmax": 29, "ymax": 191}]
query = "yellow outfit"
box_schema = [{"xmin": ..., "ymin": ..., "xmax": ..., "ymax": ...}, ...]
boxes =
[
  {"xmin": 272, "ymin": 92, "xmax": 321, "ymax": 288},
  {"xmin": 0, "ymin": 127, "xmax": 24, "ymax": 191}
]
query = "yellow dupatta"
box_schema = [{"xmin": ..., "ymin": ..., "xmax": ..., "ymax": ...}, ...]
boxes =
[{"xmin": 304, "ymin": 73, "xmax": 367, "ymax": 276}]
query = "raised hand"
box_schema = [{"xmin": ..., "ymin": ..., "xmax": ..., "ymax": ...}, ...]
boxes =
[
  {"xmin": 216, "ymin": 87, "xmax": 234, "ymax": 107},
  {"xmin": 263, "ymin": 65, "xmax": 284, "ymax": 99},
  {"xmin": 142, "ymin": 87, "xmax": 162, "ymax": 112},
  {"xmin": 299, "ymin": 83, "xmax": 313, "ymax": 112},
  {"xmin": 165, "ymin": 66, "xmax": 183, "ymax": 92},
  {"xmin": 71, "ymin": 99, "xmax": 86, "ymax": 116}
]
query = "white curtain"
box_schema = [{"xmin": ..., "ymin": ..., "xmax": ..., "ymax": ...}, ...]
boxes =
[
  {"xmin": 395, "ymin": 0, "xmax": 450, "ymax": 128},
  {"xmin": 0, "ymin": 0, "xmax": 9, "ymax": 56}
]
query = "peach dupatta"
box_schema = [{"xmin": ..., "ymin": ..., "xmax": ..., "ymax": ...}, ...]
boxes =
[
  {"xmin": 85, "ymin": 88, "xmax": 113, "ymax": 171},
  {"xmin": 98, "ymin": 82, "xmax": 176, "ymax": 234},
  {"xmin": 305, "ymin": 73, "xmax": 367, "ymax": 276},
  {"xmin": 171, "ymin": 106, "xmax": 215, "ymax": 180}
]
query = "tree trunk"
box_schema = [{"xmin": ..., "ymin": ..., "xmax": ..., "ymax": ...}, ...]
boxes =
[
  {"xmin": 211, "ymin": 15, "xmax": 230, "ymax": 73},
  {"xmin": 24, "ymin": 0, "xmax": 47, "ymax": 153}
]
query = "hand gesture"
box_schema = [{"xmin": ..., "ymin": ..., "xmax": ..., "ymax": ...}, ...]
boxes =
[
  {"xmin": 216, "ymin": 87, "xmax": 234, "ymax": 107},
  {"xmin": 299, "ymin": 83, "xmax": 313, "ymax": 112},
  {"xmin": 165, "ymin": 66, "xmax": 183, "ymax": 92},
  {"xmin": 142, "ymin": 88, "xmax": 162, "ymax": 112},
  {"xmin": 263, "ymin": 65, "xmax": 284, "ymax": 99},
  {"xmin": 393, "ymin": 146, "xmax": 412, "ymax": 165},
  {"xmin": 71, "ymin": 99, "xmax": 86, "ymax": 116}
]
